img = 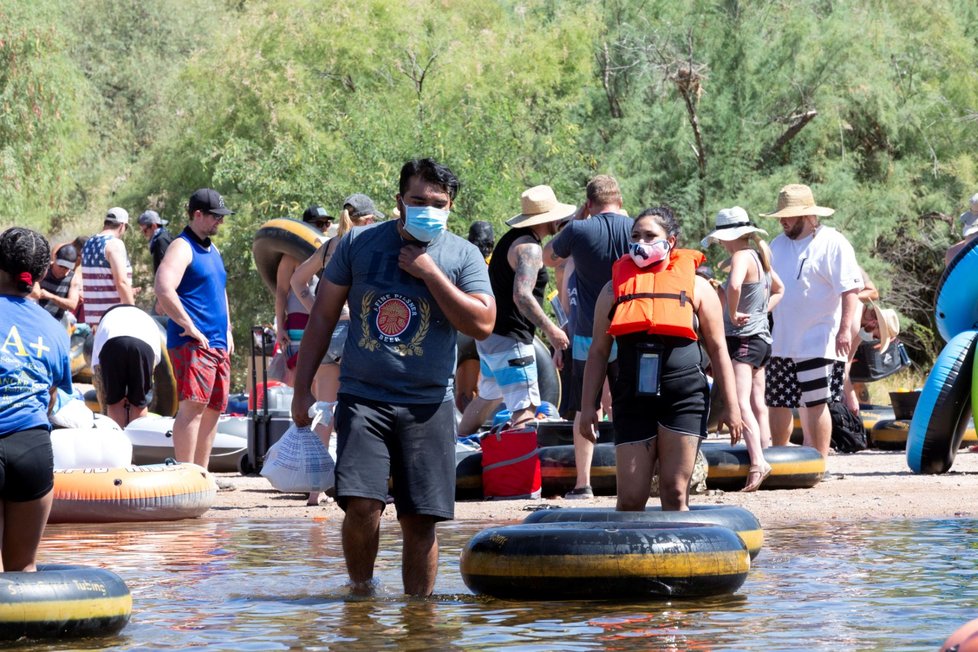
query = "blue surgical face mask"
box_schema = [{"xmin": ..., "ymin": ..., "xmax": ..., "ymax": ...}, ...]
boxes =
[{"xmin": 403, "ymin": 204, "xmax": 450, "ymax": 242}]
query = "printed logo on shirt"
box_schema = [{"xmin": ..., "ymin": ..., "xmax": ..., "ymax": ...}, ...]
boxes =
[{"xmin": 358, "ymin": 290, "xmax": 430, "ymax": 356}]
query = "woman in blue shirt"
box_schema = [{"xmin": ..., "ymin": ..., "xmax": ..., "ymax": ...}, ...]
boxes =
[{"xmin": 0, "ymin": 227, "xmax": 72, "ymax": 572}]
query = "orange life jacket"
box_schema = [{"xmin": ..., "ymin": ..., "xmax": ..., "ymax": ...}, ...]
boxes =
[{"xmin": 607, "ymin": 248, "xmax": 704, "ymax": 340}]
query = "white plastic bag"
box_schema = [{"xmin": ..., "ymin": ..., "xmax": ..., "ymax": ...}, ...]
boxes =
[{"xmin": 260, "ymin": 423, "xmax": 335, "ymax": 493}]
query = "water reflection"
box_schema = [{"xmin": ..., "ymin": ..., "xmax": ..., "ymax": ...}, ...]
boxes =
[{"xmin": 12, "ymin": 518, "xmax": 978, "ymax": 650}]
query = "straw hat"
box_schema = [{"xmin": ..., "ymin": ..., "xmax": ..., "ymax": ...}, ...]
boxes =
[
  {"xmin": 701, "ymin": 206, "xmax": 768, "ymax": 247},
  {"xmin": 760, "ymin": 184, "xmax": 835, "ymax": 219},
  {"xmin": 866, "ymin": 299, "xmax": 900, "ymax": 351},
  {"xmin": 506, "ymin": 185, "xmax": 576, "ymax": 228}
]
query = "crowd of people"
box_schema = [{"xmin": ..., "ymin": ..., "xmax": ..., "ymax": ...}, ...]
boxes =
[{"xmin": 0, "ymin": 157, "xmax": 972, "ymax": 597}]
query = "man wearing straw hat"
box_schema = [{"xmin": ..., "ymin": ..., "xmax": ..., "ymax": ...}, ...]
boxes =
[
  {"xmin": 762, "ymin": 184, "xmax": 864, "ymax": 459},
  {"xmin": 458, "ymin": 185, "xmax": 573, "ymax": 435}
]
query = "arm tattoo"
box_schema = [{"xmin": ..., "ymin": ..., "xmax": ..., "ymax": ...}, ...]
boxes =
[{"xmin": 513, "ymin": 244, "xmax": 557, "ymax": 332}]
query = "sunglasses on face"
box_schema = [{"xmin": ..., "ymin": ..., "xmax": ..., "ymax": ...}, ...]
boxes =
[{"xmin": 312, "ymin": 220, "xmax": 330, "ymax": 230}]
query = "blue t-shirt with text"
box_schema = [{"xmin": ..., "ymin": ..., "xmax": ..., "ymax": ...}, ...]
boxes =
[
  {"xmin": 325, "ymin": 220, "xmax": 493, "ymax": 404},
  {"xmin": 0, "ymin": 296, "xmax": 72, "ymax": 434}
]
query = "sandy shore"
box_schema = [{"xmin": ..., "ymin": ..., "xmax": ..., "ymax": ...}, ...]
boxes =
[{"xmin": 207, "ymin": 444, "xmax": 978, "ymax": 525}]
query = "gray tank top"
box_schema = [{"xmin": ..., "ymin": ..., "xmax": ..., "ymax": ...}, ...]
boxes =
[{"xmin": 722, "ymin": 249, "xmax": 771, "ymax": 342}]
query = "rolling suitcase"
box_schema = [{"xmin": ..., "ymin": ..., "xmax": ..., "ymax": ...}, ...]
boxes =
[{"xmin": 240, "ymin": 326, "xmax": 292, "ymax": 474}]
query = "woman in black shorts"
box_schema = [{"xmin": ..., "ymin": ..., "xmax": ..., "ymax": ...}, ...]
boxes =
[
  {"xmin": 702, "ymin": 207, "xmax": 784, "ymax": 491},
  {"xmin": 578, "ymin": 208, "xmax": 744, "ymax": 511},
  {"xmin": 0, "ymin": 228, "xmax": 73, "ymax": 571}
]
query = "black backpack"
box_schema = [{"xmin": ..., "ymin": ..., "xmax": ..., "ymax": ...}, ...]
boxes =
[{"xmin": 828, "ymin": 401, "xmax": 869, "ymax": 453}]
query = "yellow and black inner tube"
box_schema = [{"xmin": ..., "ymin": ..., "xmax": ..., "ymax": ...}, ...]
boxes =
[
  {"xmin": 0, "ymin": 564, "xmax": 131, "ymax": 641},
  {"xmin": 460, "ymin": 521, "xmax": 749, "ymax": 600},
  {"xmin": 522, "ymin": 504, "xmax": 763, "ymax": 560},
  {"xmin": 702, "ymin": 444, "xmax": 825, "ymax": 490}
]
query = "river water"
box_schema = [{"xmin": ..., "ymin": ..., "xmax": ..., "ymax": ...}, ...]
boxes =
[{"xmin": 14, "ymin": 516, "xmax": 978, "ymax": 650}]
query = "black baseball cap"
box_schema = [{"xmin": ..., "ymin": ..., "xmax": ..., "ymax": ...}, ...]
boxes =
[
  {"xmin": 188, "ymin": 188, "xmax": 234, "ymax": 216},
  {"xmin": 302, "ymin": 205, "xmax": 332, "ymax": 223}
]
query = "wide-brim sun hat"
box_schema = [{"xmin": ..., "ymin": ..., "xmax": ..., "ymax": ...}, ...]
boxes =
[
  {"xmin": 506, "ymin": 185, "xmax": 576, "ymax": 228},
  {"xmin": 701, "ymin": 206, "xmax": 768, "ymax": 247},
  {"xmin": 867, "ymin": 299, "xmax": 900, "ymax": 351},
  {"xmin": 759, "ymin": 184, "xmax": 835, "ymax": 219}
]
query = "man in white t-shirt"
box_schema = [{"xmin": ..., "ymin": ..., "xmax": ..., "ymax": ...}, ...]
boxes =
[
  {"xmin": 92, "ymin": 305, "xmax": 163, "ymax": 428},
  {"xmin": 762, "ymin": 185, "xmax": 864, "ymax": 458}
]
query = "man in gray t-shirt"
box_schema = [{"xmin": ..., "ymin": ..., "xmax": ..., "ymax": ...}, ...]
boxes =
[{"xmin": 292, "ymin": 158, "xmax": 495, "ymax": 597}]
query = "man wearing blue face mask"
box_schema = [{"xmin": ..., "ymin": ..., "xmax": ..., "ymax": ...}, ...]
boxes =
[{"xmin": 291, "ymin": 158, "xmax": 495, "ymax": 597}]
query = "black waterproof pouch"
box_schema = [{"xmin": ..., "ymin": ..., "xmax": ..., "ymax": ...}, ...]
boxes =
[{"xmin": 636, "ymin": 343, "xmax": 663, "ymax": 396}]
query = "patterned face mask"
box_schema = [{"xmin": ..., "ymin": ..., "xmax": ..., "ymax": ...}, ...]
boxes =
[{"xmin": 629, "ymin": 239, "xmax": 670, "ymax": 268}]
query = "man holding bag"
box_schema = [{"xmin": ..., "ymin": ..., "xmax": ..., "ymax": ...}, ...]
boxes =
[{"xmin": 292, "ymin": 158, "xmax": 495, "ymax": 596}]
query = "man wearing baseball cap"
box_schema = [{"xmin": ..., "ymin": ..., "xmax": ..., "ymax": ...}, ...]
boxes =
[
  {"xmin": 37, "ymin": 244, "xmax": 81, "ymax": 323},
  {"xmin": 80, "ymin": 206, "xmax": 134, "ymax": 329},
  {"xmin": 137, "ymin": 210, "xmax": 173, "ymax": 274},
  {"xmin": 155, "ymin": 188, "xmax": 234, "ymax": 471}
]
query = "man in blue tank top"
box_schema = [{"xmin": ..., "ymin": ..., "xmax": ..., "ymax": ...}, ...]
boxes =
[
  {"xmin": 291, "ymin": 159, "xmax": 495, "ymax": 597},
  {"xmin": 155, "ymin": 188, "xmax": 234, "ymax": 471}
]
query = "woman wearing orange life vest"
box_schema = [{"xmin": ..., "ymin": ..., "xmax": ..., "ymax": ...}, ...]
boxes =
[{"xmin": 578, "ymin": 207, "xmax": 744, "ymax": 511}]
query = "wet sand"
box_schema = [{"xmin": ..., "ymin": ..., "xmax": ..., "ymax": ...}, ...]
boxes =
[{"xmin": 207, "ymin": 444, "xmax": 978, "ymax": 525}]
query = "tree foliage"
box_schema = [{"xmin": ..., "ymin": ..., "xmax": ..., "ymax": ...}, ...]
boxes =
[{"xmin": 4, "ymin": 0, "xmax": 978, "ymax": 381}]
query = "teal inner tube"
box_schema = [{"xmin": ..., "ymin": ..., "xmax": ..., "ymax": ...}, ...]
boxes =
[
  {"xmin": 522, "ymin": 504, "xmax": 764, "ymax": 560},
  {"xmin": 701, "ymin": 444, "xmax": 825, "ymax": 490},
  {"xmin": 460, "ymin": 521, "xmax": 750, "ymax": 600},
  {"xmin": 907, "ymin": 329, "xmax": 977, "ymax": 474},
  {"xmin": 935, "ymin": 236, "xmax": 978, "ymax": 342},
  {"xmin": 0, "ymin": 564, "xmax": 131, "ymax": 641}
]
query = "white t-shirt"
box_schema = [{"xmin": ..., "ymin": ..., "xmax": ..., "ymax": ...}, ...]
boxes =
[
  {"xmin": 91, "ymin": 305, "xmax": 163, "ymax": 368},
  {"xmin": 770, "ymin": 225, "xmax": 864, "ymax": 360}
]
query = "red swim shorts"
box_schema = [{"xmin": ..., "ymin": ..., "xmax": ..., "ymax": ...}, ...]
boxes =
[{"xmin": 169, "ymin": 343, "xmax": 231, "ymax": 412}]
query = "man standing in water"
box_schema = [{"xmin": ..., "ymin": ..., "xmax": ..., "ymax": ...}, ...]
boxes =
[
  {"xmin": 155, "ymin": 189, "xmax": 234, "ymax": 471},
  {"xmin": 292, "ymin": 158, "xmax": 494, "ymax": 596}
]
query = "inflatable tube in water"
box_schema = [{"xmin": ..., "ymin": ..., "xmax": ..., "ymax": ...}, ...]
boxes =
[
  {"xmin": 522, "ymin": 504, "xmax": 763, "ymax": 560},
  {"xmin": 460, "ymin": 521, "xmax": 749, "ymax": 600},
  {"xmin": 941, "ymin": 616, "xmax": 978, "ymax": 652},
  {"xmin": 252, "ymin": 218, "xmax": 326, "ymax": 295},
  {"xmin": 456, "ymin": 335, "xmax": 561, "ymax": 409},
  {"xmin": 49, "ymin": 462, "xmax": 216, "ymax": 523},
  {"xmin": 907, "ymin": 330, "xmax": 977, "ymax": 474},
  {"xmin": 539, "ymin": 443, "xmax": 617, "ymax": 497},
  {"xmin": 0, "ymin": 565, "xmax": 130, "ymax": 641},
  {"xmin": 701, "ymin": 444, "xmax": 825, "ymax": 490},
  {"xmin": 124, "ymin": 415, "xmax": 246, "ymax": 473},
  {"xmin": 52, "ymin": 428, "xmax": 132, "ymax": 469},
  {"xmin": 935, "ymin": 236, "xmax": 978, "ymax": 342}
]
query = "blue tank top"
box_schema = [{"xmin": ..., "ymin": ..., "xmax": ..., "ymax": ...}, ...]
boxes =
[{"xmin": 166, "ymin": 229, "xmax": 229, "ymax": 350}]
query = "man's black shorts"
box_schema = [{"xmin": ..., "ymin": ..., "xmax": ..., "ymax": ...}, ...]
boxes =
[
  {"xmin": 97, "ymin": 336, "xmax": 155, "ymax": 406},
  {"xmin": 333, "ymin": 393, "xmax": 456, "ymax": 521}
]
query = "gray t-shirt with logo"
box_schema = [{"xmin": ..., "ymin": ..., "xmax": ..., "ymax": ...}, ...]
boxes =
[{"xmin": 324, "ymin": 220, "xmax": 493, "ymax": 404}]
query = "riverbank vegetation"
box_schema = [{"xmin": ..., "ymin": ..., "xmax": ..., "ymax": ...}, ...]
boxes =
[{"xmin": 3, "ymin": 0, "xmax": 976, "ymax": 383}]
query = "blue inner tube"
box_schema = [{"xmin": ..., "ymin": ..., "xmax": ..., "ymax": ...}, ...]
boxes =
[
  {"xmin": 935, "ymin": 236, "xmax": 978, "ymax": 342},
  {"xmin": 460, "ymin": 521, "xmax": 749, "ymax": 600},
  {"xmin": 907, "ymin": 329, "xmax": 977, "ymax": 474},
  {"xmin": 0, "ymin": 564, "xmax": 131, "ymax": 641}
]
